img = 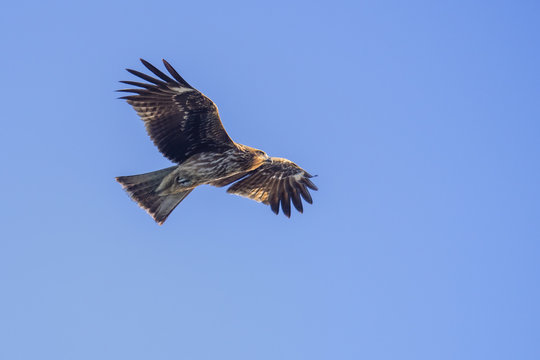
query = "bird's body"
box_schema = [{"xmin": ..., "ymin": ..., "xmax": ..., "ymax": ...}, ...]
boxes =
[
  {"xmin": 155, "ymin": 145, "xmax": 268, "ymax": 194},
  {"xmin": 116, "ymin": 59, "xmax": 317, "ymax": 224}
]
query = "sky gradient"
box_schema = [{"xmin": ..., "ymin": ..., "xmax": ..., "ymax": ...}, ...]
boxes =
[{"xmin": 1, "ymin": 1, "xmax": 539, "ymax": 359}]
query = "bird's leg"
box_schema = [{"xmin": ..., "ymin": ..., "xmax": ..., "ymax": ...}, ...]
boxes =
[
  {"xmin": 176, "ymin": 177, "xmax": 192, "ymax": 186},
  {"xmin": 156, "ymin": 168, "xmax": 197, "ymax": 195}
]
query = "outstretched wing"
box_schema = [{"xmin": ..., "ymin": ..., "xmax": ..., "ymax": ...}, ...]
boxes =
[
  {"xmin": 119, "ymin": 59, "xmax": 236, "ymax": 163},
  {"xmin": 224, "ymin": 158, "xmax": 318, "ymax": 217}
]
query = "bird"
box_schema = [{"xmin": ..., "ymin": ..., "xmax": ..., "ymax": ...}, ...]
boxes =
[{"xmin": 116, "ymin": 59, "xmax": 318, "ymax": 225}]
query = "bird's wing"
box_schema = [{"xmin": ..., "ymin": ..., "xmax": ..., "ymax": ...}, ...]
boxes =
[
  {"xmin": 222, "ymin": 157, "xmax": 318, "ymax": 217},
  {"xmin": 119, "ymin": 59, "xmax": 236, "ymax": 163}
]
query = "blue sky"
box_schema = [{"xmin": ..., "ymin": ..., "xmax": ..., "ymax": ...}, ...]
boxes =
[{"xmin": 1, "ymin": 1, "xmax": 539, "ymax": 359}]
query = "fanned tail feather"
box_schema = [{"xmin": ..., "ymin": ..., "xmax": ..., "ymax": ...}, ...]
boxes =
[{"xmin": 116, "ymin": 166, "xmax": 193, "ymax": 225}]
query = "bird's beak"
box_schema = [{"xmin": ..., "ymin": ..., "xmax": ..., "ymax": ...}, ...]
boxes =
[{"xmin": 265, "ymin": 157, "xmax": 273, "ymax": 164}]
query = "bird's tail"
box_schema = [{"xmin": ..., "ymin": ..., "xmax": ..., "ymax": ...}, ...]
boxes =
[{"xmin": 116, "ymin": 166, "xmax": 193, "ymax": 225}]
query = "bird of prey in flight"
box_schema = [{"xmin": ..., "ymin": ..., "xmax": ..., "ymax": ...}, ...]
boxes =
[{"xmin": 116, "ymin": 59, "xmax": 317, "ymax": 225}]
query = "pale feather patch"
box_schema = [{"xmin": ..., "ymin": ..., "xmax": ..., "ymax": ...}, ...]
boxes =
[{"xmin": 170, "ymin": 86, "xmax": 194, "ymax": 94}]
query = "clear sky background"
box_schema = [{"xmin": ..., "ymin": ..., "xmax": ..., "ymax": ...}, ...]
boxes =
[{"xmin": 1, "ymin": 1, "xmax": 539, "ymax": 359}]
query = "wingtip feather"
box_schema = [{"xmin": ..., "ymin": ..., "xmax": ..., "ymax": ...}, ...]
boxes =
[{"xmin": 162, "ymin": 59, "xmax": 192, "ymax": 88}]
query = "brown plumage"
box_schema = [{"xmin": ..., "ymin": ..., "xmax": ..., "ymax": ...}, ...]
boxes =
[{"xmin": 116, "ymin": 59, "xmax": 317, "ymax": 224}]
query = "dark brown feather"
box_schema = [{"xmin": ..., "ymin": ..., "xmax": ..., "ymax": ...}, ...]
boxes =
[
  {"xmin": 119, "ymin": 80, "xmax": 156, "ymax": 89},
  {"xmin": 288, "ymin": 178, "xmax": 303, "ymax": 213},
  {"xmin": 296, "ymin": 183, "xmax": 313, "ymax": 204},
  {"xmin": 140, "ymin": 58, "xmax": 175, "ymax": 83},
  {"xmin": 224, "ymin": 158, "xmax": 316, "ymax": 217},
  {"xmin": 117, "ymin": 88, "xmax": 148, "ymax": 95},
  {"xmin": 302, "ymin": 178, "xmax": 318, "ymax": 191},
  {"xmin": 121, "ymin": 60, "xmax": 235, "ymax": 163},
  {"xmin": 126, "ymin": 68, "xmax": 166, "ymax": 85},
  {"xmin": 279, "ymin": 181, "xmax": 291, "ymax": 218},
  {"xmin": 162, "ymin": 59, "xmax": 192, "ymax": 88},
  {"xmin": 268, "ymin": 178, "xmax": 280, "ymax": 215}
]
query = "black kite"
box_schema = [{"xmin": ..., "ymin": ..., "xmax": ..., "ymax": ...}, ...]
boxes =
[{"xmin": 116, "ymin": 59, "xmax": 317, "ymax": 224}]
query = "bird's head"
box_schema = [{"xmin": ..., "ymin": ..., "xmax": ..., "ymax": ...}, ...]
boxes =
[
  {"xmin": 238, "ymin": 144, "xmax": 272, "ymax": 167},
  {"xmin": 254, "ymin": 149, "xmax": 272, "ymax": 164}
]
